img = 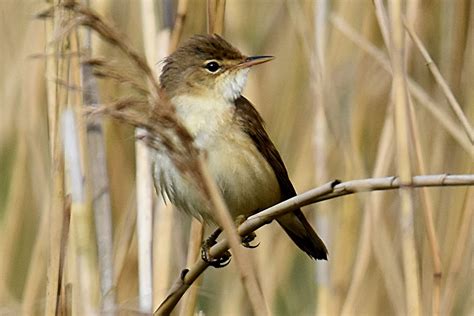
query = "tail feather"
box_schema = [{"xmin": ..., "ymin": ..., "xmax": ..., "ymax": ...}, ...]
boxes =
[{"xmin": 276, "ymin": 209, "xmax": 328, "ymax": 260}]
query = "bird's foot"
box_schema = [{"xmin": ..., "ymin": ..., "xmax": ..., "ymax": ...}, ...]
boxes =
[
  {"xmin": 201, "ymin": 228, "xmax": 231, "ymax": 268},
  {"xmin": 234, "ymin": 215, "xmax": 260, "ymax": 248},
  {"xmin": 241, "ymin": 232, "xmax": 260, "ymax": 248}
]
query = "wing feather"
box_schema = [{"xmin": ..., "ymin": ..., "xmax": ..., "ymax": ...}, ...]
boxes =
[{"xmin": 234, "ymin": 96, "xmax": 328, "ymax": 260}]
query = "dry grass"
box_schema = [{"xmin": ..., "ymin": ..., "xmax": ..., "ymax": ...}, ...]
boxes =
[{"xmin": 0, "ymin": 0, "xmax": 473, "ymax": 315}]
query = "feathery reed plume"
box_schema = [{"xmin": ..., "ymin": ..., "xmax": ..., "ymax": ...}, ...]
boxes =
[{"xmin": 42, "ymin": 1, "xmax": 206, "ymax": 191}]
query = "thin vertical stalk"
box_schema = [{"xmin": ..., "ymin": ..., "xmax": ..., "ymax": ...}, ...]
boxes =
[
  {"xmin": 112, "ymin": 196, "xmax": 137, "ymax": 286},
  {"xmin": 407, "ymin": 98, "xmax": 442, "ymax": 315},
  {"xmin": 152, "ymin": 200, "xmax": 174, "ymax": 306},
  {"xmin": 403, "ymin": 5, "xmax": 440, "ymax": 314},
  {"xmin": 136, "ymin": 130, "xmax": 154, "ymax": 315},
  {"xmin": 80, "ymin": 1, "xmax": 116, "ymax": 313},
  {"xmin": 312, "ymin": 1, "xmax": 331, "ymax": 315},
  {"xmin": 207, "ymin": 0, "xmax": 226, "ymax": 34},
  {"xmin": 149, "ymin": 5, "xmax": 175, "ymax": 309},
  {"xmin": 178, "ymin": 219, "xmax": 204, "ymax": 316},
  {"xmin": 342, "ymin": 108, "xmax": 405, "ymax": 316},
  {"xmin": 441, "ymin": 188, "xmax": 473, "ymax": 315},
  {"xmin": 57, "ymin": 196, "xmax": 72, "ymax": 316},
  {"xmin": 368, "ymin": 110, "xmax": 404, "ymax": 316},
  {"xmin": 44, "ymin": 4, "xmax": 65, "ymax": 314},
  {"xmin": 373, "ymin": 0, "xmax": 391, "ymax": 55},
  {"xmin": 63, "ymin": 109, "xmax": 96, "ymax": 315},
  {"xmin": 47, "ymin": 99, "xmax": 65, "ymax": 316},
  {"xmin": 137, "ymin": 0, "xmax": 158, "ymax": 312},
  {"xmin": 387, "ymin": 1, "xmax": 421, "ymax": 315},
  {"xmin": 169, "ymin": 0, "xmax": 189, "ymax": 51}
]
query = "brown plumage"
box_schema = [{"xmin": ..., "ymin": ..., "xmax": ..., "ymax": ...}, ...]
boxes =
[
  {"xmin": 235, "ymin": 96, "xmax": 328, "ymax": 260},
  {"xmin": 155, "ymin": 34, "xmax": 328, "ymax": 260}
]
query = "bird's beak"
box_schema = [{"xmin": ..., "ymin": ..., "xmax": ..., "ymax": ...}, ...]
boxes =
[{"xmin": 236, "ymin": 55, "xmax": 274, "ymax": 69}]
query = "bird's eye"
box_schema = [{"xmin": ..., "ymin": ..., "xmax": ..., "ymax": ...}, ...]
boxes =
[{"xmin": 204, "ymin": 61, "xmax": 221, "ymax": 73}]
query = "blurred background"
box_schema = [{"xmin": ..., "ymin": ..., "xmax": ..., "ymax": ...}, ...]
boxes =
[{"xmin": 0, "ymin": 0, "xmax": 472, "ymax": 315}]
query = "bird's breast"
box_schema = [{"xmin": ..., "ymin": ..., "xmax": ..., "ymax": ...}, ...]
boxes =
[{"xmin": 154, "ymin": 94, "xmax": 281, "ymax": 221}]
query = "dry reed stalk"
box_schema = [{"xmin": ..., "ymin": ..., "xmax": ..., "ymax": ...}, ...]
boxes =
[
  {"xmin": 464, "ymin": 2, "xmax": 474, "ymax": 110},
  {"xmin": 43, "ymin": 3, "xmax": 66, "ymax": 314},
  {"xmin": 152, "ymin": 199, "xmax": 175, "ymax": 305},
  {"xmin": 45, "ymin": 95, "xmax": 66, "ymax": 316},
  {"xmin": 403, "ymin": 19, "xmax": 474, "ymax": 144},
  {"xmin": 341, "ymin": 108, "xmax": 406, "ymax": 316},
  {"xmin": 151, "ymin": 31, "xmax": 185, "ymax": 307},
  {"xmin": 407, "ymin": 98, "xmax": 442, "ymax": 315},
  {"xmin": 135, "ymin": 130, "xmax": 154, "ymax": 313},
  {"xmin": 70, "ymin": 25, "xmax": 102, "ymax": 314},
  {"xmin": 288, "ymin": 4, "xmax": 369, "ymax": 313},
  {"xmin": 441, "ymin": 188, "xmax": 473, "ymax": 315},
  {"xmin": 389, "ymin": 5, "xmax": 439, "ymax": 315},
  {"xmin": 79, "ymin": 1, "xmax": 116, "ymax": 312},
  {"xmin": 136, "ymin": 0, "xmax": 159, "ymax": 312},
  {"xmin": 178, "ymin": 219, "xmax": 204, "ymax": 316},
  {"xmin": 310, "ymin": 1, "xmax": 332, "ymax": 315},
  {"xmin": 169, "ymin": 0, "xmax": 189, "ymax": 51},
  {"xmin": 438, "ymin": 0, "xmax": 469, "ymax": 99},
  {"xmin": 403, "ymin": 0, "xmax": 420, "ymax": 67},
  {"xmin": 342, "ymin": 42, "xmax": 396, "ymax": 313},
  {"xmin": 113, "ymin": 196, "xmax": 137, "ymax": 287},
  {"xmin": 330, "ymin": 15, "xmax": 473, "ymax": 157},
  {"xmin": 63, "ymin": 109, "xmax": 97, "ymax": 315},
  {"xmin": 207, "ymin": 0, "xmax": 226, "ymax": 35},
  {"xmin": 373, "ymin": 0, "xmax": 391, "ymax": 55},
  {"xmin": 387, "ymin": 1, "xmax": 421, "ymax": 314},
  {"xmin": 287, "ymin": 5, "xmax": 366, "ymax": 312},
  {"xmin": 57, "ymin": 195, "xmax": 72, "ymax": 316}
]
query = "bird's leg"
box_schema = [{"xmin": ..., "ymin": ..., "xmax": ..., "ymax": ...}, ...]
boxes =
[
  {"xmin": 235, "ymin": 215, "xmax": 260, "ymax": 249},
  {"xmin": 201, "ymin": 228, "xmax": 231, "ymax": 268}
]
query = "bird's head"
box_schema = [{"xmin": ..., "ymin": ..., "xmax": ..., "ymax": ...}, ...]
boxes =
[{"xmin": 160, "ymin": 34, "xmax": 273, "ymax": 102}]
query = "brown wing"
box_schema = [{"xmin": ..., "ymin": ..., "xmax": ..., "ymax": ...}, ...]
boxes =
[{"xmin": 234, "ymin": 96, "xmax": 328, "ymax": 260}]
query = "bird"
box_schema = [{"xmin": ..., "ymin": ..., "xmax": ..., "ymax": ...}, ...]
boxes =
[{"xmin": 154, "ymin": 34, "xmax": 328, "ymax": 264}]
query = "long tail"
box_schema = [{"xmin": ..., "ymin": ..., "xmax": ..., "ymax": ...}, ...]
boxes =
[{"xmin": 276, "ymin": 209, "xmax": 328, "ymax": 260}]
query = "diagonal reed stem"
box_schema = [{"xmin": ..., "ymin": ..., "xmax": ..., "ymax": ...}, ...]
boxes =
[
  {"xmin": 403, "ymin": 18, "xmax": 474, "ymax": 144},
  {"xmin": 156, "ymin": 175, "xmax": 474, "ymax": 314}
]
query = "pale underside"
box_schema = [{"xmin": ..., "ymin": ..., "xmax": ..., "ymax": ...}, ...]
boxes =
[{"xmin": 153, "ymin": 91, "xmax": 281, "ymax": 224}]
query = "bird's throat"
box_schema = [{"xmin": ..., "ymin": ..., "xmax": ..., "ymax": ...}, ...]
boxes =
[{"xmin": 171, "ymin": 93, "xmax": 236, "ymax": 142}]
